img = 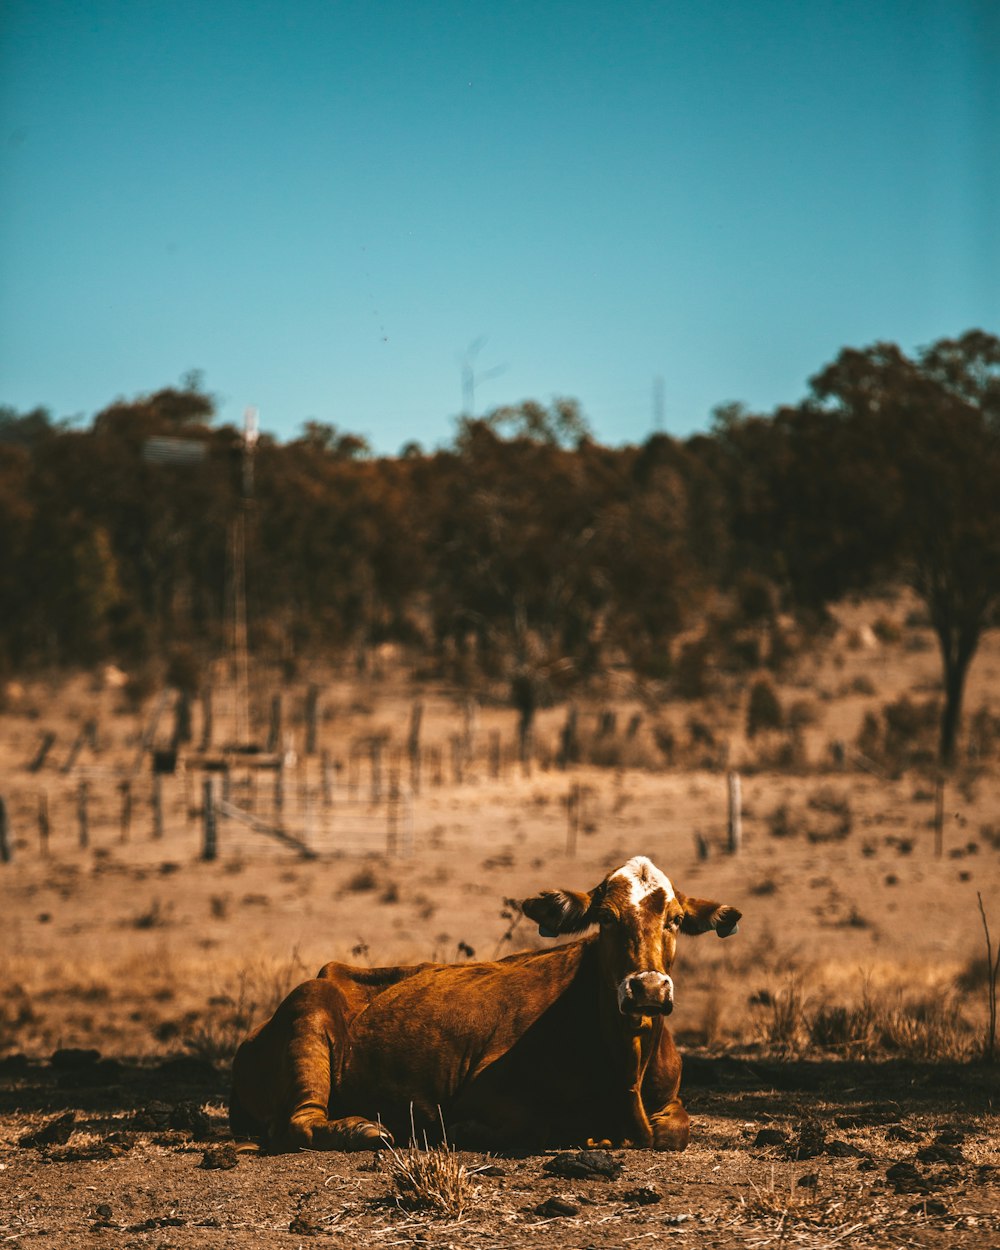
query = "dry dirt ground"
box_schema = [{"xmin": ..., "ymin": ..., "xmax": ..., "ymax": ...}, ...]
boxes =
[{"xmin": 1, "ymin": 593, "xmax": 999, "ymax": 1247}]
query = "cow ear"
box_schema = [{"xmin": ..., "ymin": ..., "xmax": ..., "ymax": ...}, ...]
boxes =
[
  {"xmin": 521, "ymin": 889, "xmax": 596, "ymax": 938},
  {"xmin": 678, "ymin": 893, "xmax": 742, "ymax": 938}
]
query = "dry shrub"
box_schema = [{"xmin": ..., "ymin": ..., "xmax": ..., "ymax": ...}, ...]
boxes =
[
  {"xmin": 184, "ymin": 949, "xmax": 306, "ymax": 1064},
  {"xmin": 750, "ymin": 979, "xmax": 977, "ymax": 1061},
  {"xmin": 807, "ymin": 989, "xmax": 976, "ymax": 1061},
  {"xmin": 858, "ymin": 694, "xmax": 940, "ymax": 772},
  {"xmin": 750, "ymin": 982, "xmax": 805, "ymax": 1055}
]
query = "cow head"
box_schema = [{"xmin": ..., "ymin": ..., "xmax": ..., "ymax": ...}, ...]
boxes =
[{"xmin": 521, "ymin": 856, "xmax": 740, "ymax": 1018}]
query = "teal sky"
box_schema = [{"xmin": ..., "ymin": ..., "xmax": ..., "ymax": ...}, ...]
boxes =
[{"xmin": 2, "ymin": 0, "xmax": 997, "ymax": 453}]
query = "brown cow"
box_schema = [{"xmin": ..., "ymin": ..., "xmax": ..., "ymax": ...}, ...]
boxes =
[{"xmin": 229, "ymin": 855, "xmax": 740, "ymax": 1152}]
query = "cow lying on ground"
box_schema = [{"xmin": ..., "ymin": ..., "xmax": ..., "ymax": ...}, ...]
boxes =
[{"xmin": 230, "ymin": 855, "xmax": 741, "ymax": 1153}]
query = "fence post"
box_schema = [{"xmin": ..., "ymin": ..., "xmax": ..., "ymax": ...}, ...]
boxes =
[
  {"xmin": 408, "ymin": 701, "xmax": 423, "ymax": 796},
  {"xmin": 151, "ymin": 773, "xmax": 164, "ymax": 840},
  {"xmin": 727, "ymin": 771, "xmax": 742, "ymax": 854},
  {"xmin": 200, "ymin": 684, "xmax": 213, "ymax": 750},
  {"xmin": 305, "ymin": 684, "xmax": 319, "ymax": 756},
  {"xmin": 273, "ymin": 757, "xmax": 284, "ymax": 811},
  {"xmin": 77, "ymin": 779, "xmax": 89, "ymax": 849},
  {"xmin": 266, "ymin": 693, "xmax": 282, "ymax": 753},
  {"xmin": 202, "ymin": 776, "xmax": 217, "ymax": 861},
  {"xmin": 0, "ymin": 796, "xmax": 11, "ymax": 864},
  {"xmin": 119, "ymin": 780, "xmax": 132, "ymax": 843},
  {"xmin": 387, "ymin": 766, "xmax": 400, "ymax": 855},
  {"xmin": 38, "ymin": 791, "xmax": 49, "ymax": 857},
  {"xmin": 566, "ymin": 782, "xmax": 580, "ymax": 857},
  {"xmin": 370, "ymin": 738, "xmax": 383, "ymax": 804}
]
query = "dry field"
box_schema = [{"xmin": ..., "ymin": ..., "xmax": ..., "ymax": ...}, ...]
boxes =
[{"xmin": 1, "ymin": 592, "xmax": 999, "ymax": 1247}]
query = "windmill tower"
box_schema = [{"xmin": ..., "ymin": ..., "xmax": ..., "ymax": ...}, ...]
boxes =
[{"xmin": 228, "ymin": 408, "xmax": 258, "ymax": 748}]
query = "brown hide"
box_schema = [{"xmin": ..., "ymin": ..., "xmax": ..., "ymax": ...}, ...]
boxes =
[{"xmin": 229, "ymin": 857, "xmax": 739, "ymax": 1153}]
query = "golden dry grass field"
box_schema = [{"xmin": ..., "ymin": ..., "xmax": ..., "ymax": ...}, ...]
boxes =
[{"xmin": 1, "ymin": 590, "xmax": 998, "ymax": 1248}]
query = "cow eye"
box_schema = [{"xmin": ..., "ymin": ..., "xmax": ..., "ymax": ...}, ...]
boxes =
[
  {"xmin": 598, "ymin": 909, "xmax": 615, "ymax": 928},
  {"xmin": 669, "ymin": 913, "xmax": 683, "ymax": 929}
]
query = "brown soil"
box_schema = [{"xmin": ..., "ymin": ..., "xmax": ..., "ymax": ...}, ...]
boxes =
[{"xmin": 1, "ymin": 590, "xmax": 999, "ymax": 1247}]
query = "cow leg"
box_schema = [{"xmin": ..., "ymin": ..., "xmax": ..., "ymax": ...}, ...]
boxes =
[
  {"xmin": 274, "ymin": 1008, "xmax": 391, "ymax": 1152},
  {"xmin": 649, "ymin": 1098, "xmax": 690, "ymax": 1151},
  {"xmin": 642, "ymin": 1024, "xmax": 690, "ymax": 1151},
  {"xmin": 232, "ymin": 979, "xmax": 392, "ymax": 1154}
]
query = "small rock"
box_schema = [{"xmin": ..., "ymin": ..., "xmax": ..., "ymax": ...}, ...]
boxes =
[
  {"xmin": 620, "ymin": 1186, "xmax": 661, "ymax": 1205},
  {"xmin": 18, "ymin": 1111, "xmax": 76, "ymax": 1148},
  {"xmin": 543, "ymin": 1150, "xmax": 622, "ymax": 1181},
  {"xmin": 199, "ymin": 1145, "xmax": 239, "ymax": 1171},
  {"xmin": 535, "ymin": 1196, "xmax": 580, "ymax": 1218},
  {"xmin": 933, "ymin": 1128, "xmax": 966, "ymax": 1146},
  {"xmin": 94, "ymin": 1204, "xmax": 113, "ymax": 1221},
  {"xmin": 825, "ymin": 1139, "xmax": 864, "ymax": 1158},
  {"xmin": 754, "ymin": 1128, "xmax": 787, "ymax": 1147},
  {"xmin": 796, "ymin": 1174, "xmax": 819, "ymax": 1189},
  {"xmin": 478, "ymin": 1164, "xmax": 506, "ymax": 1177}
]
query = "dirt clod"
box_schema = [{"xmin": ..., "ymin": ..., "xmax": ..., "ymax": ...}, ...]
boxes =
[
  {"xmin": 18, "ymin": 1111, "xmax": 76, "ymax": 1148},
  {"xmin": 534, "ymin": 1196, "xmax": 580, "ymax": 1218},
  {"xmin": 542, "ymin": 1150, "xmax": 622, "ymax": 1181},
  {"xmin": 199, "ymin": 1144, "xmax": 239, "ymax": 1170}
]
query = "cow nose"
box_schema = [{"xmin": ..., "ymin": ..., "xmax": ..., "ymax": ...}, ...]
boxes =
[{"xmin": 619, "ymin": 972, "xmax": 674, "ymax": 1015}]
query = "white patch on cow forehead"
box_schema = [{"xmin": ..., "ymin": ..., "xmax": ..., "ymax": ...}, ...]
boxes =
[{"xmin": 610, "ymin": 856, "xmax": 675, "ymax": 905}]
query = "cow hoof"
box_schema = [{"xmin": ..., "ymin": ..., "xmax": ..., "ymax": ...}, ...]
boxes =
[
  {"xmin": 341, "ymin": 1117, "xmax": 393, "ymax": 1150},
  {"xmin": 585, "ymin": 1137, "xmax": 615, "ymax": 1149}
]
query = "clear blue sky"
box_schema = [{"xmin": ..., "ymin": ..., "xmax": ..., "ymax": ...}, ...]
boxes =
[{"xmin": 2, "ymin": 0, "xmax": 997, "ymax": 453}]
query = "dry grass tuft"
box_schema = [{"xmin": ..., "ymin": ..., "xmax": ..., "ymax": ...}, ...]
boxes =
[{"xmin": 381, "ymin": 1124, "xmax": 476, "ymax": 1219}]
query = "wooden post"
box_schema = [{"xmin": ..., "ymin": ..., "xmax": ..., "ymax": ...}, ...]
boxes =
[
  {"xmin": 348, "ymin": 746, "xmax": 360, "ymax": 800},
  {"xmin": 273, "ymin": 757, "xmax": 284, "ymax": 811},
  {"xmin": 266, "ymin": 693, "xmax": 282, "ymax": 753},
  {"xmin": 408, "ymin": 701, "xmax": 423, "ymax": 796},
  {"xmin": 77, "ymin": 779, "xmax": 89, "ymax": 849},
  {"xmin": 727, "ymin": 771, "xmax": 742, "ymax": 854},
  {"xmin": 387, "ymin": 767, "xmax": 400, "ymax": 855},
  {"xmin": 119, "ymin": 781, "xmax": 132, "ymax": 843},
  {"xmin": 559, "ymin": 707, "xmax": 579, "ymax": 769},
  {"xmin": 305, "ymin": 684, "xmax": 319, "ymax": 756},
  {"xmin": 27, "ymin": 731, "xmax": 56, "ymax": 774},
  {"xmin": 151, "ymin": 773, "xmax": 164, "ymax": 839},
  {"xmin": 171, "ymin": 691, "xmax": 192, "ymax": 747},
  {"xmin": 451, "ymin": 734, "xmax": 464, "ymax": 785},
  {"xmin": 321, "ymin": 750, "xmax": 334, "ymax": 807},
  {"xmin": 200, "ymin": 685, "xmax": 213, "ymax": 750},
  {"xmin": 934, "ymin": 774, "xmax": 945, "ymax": 858},
  {"xmin": 0, "ymin": 796, "xmax": 11, "ymax": 864},
  {"xmin": 567, "ymin": 782, "xmax": 580, "ymax": 857},
  {"xmin": 370, "ymin": 738, "xmax": 383, "ymax": 804},
  {"xmin": 432, "ymin": 746, "xmax": 443, "ymax": 787},
  {"xmin": 489, "ymin": 730, "xmax": 501, "ymax": 780},
  {"xmin": 202, "ymin": 777, "xmax": 217, "ymax": 861},
  {"xmin": 38, "ymin": 791, "xmax": 50, "ymax": 857}
]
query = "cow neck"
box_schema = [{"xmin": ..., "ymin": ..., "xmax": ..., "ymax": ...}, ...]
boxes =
[{"xmin": 592, "ymin": 934, "xmax": 662, "ymax": 1147}]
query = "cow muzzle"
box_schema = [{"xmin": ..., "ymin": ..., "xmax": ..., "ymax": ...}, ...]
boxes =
[{"xmin": 617, "ymin": 972, "xmax": 674, "ymax": 1016}]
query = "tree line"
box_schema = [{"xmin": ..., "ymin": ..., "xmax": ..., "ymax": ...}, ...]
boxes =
[{"xmin": 1, "ymin": 330, "xmax": 998, "ymax": 765}]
